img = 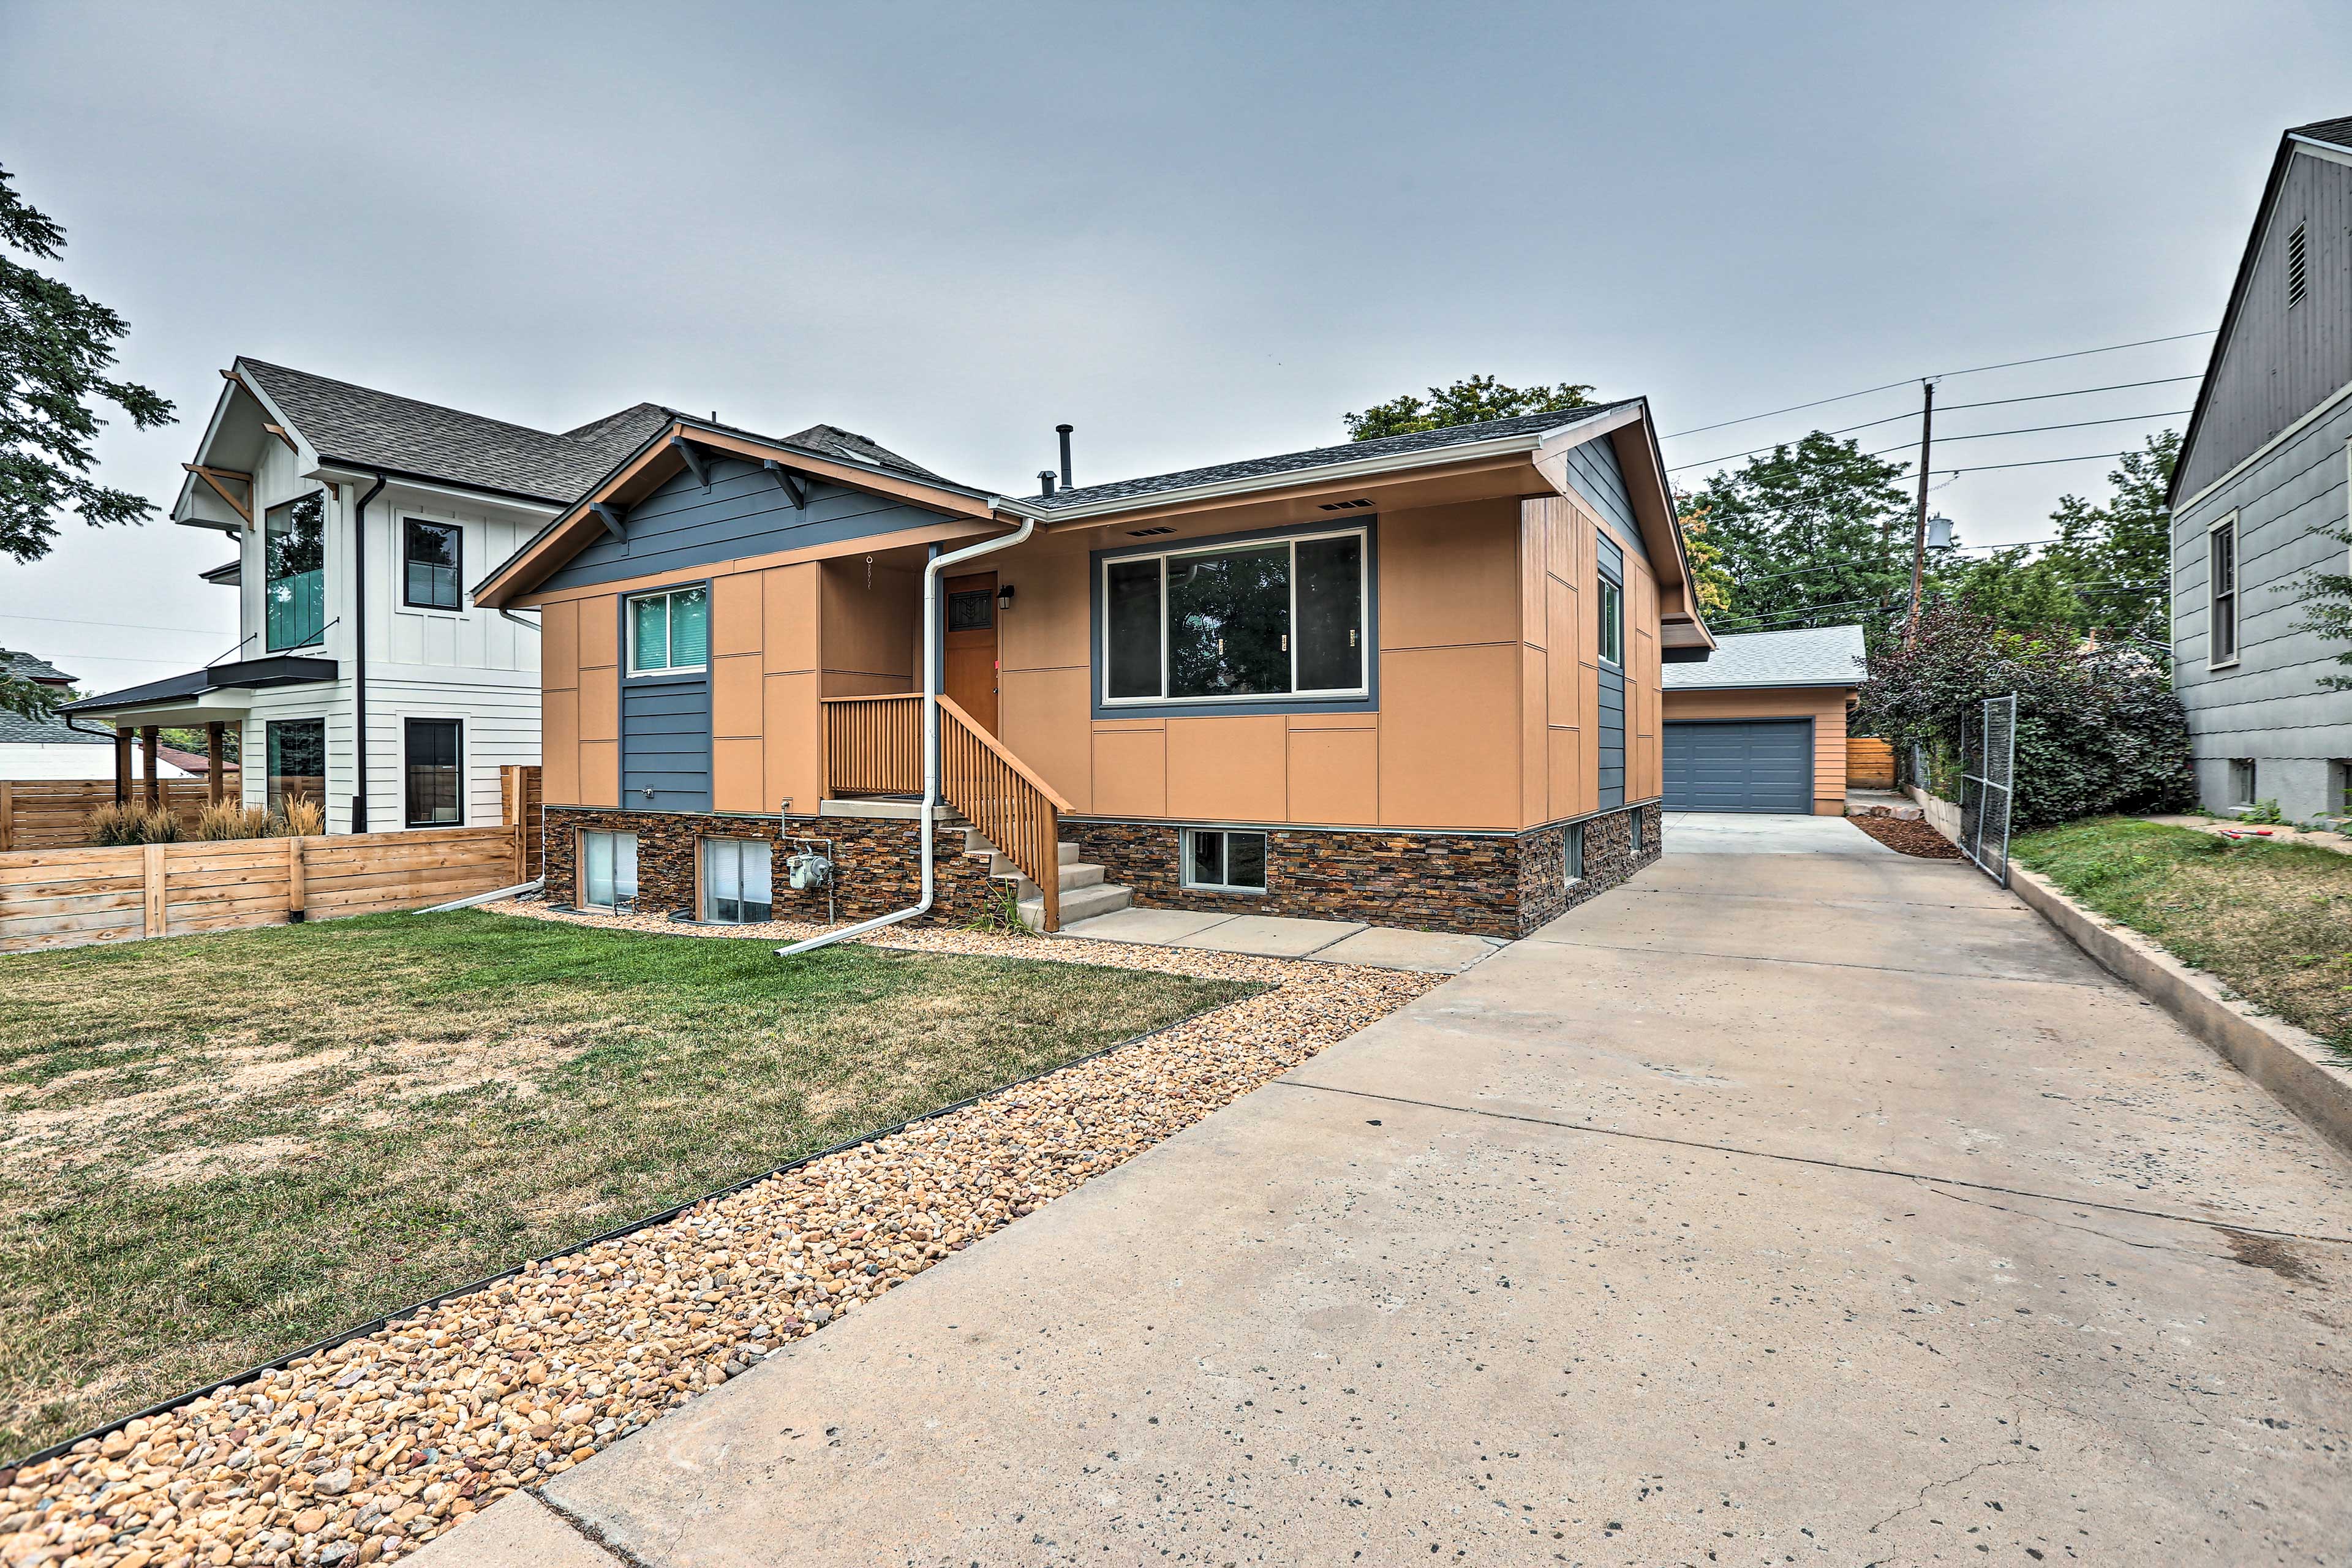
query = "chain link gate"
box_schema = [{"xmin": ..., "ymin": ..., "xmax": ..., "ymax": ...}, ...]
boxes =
[{"xmin": 1958, "ymin": 693, "xmax": 2017, "ymax": 886}]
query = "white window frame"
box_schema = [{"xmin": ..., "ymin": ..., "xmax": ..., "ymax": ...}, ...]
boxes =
[
  {"xmin": 700, "ymin": 837, "xmax": 775, "ymax": 924},
  {"xmin": 2228, "ymin": 758, "xmax": 2257, "ymax": 808},
  {"xmin": 625, "ymin": 585, "xmax": 710, "ymax": 677},
  {"xmin": 1100, "ymin": 526, "xmax": 1370, "ymax": 707},
  {"xmin": 1180, "ymin": 827, "xmax": 1269, "ymax": 894},
  {"xmin": 579, "ymin": 829, "xmax": 639, "ymax": 912},
  {"xmin": 2207, "ymin": 511, "xmax": 2240, "ymax": 669},
  {"xmin": 1597, "ymin": 576, "xmax": 1624, "ymax": 668}
]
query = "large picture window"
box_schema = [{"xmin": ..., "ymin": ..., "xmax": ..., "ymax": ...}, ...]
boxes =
[
  {"xmin": 628, "ymin": 586, "xmax": 710, "ymax": 675},
  {"xmin": 265, "ymin": 717, "xmax": 325, "ymax": 814},
  {"xmin": 404, "ymin": 519, "xmax": 462, "ymax": 610},
  {"xmin": 1103, "ymin": 529, "xmax": 1365, "ymax": 706},
  {"xmin": 265, "ymin": 492, "xmax": 326, "ymax": 651},
  {"xmin": 404, "ymin": 718, "xmax": 462, "ymax": 827}
]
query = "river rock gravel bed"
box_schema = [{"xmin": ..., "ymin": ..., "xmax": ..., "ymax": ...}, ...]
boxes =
[{"xmin": 0, "ymin": 907, "xmax": 1444, "ymax": 1568}]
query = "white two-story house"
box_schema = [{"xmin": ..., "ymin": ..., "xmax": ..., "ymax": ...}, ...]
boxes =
[{"xmin": 65, "ymin": 359, "xmax": 671, "ymax": 832}]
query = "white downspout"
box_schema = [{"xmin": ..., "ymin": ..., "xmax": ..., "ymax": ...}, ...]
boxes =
[{"xmin": 776, "ymin": 513, "xmax": 1037, "ymax": 957}]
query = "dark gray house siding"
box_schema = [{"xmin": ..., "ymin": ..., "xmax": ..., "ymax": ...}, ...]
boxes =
[
  {"xmin": 2172, "ymin": 134, "xmax": 2352, "ymax": 823},
  {"xmin": 2176, "ymin": 144, "xmax": 2352, "ymax": 500},
  {"xmin": 540, "ymin": 454, "xmax": 957, "ymax": 595},
  {"xmin": 1561, "ymin": 436, "xmax": 1649, "ymax": 565},
  {"xmin": 622, "ymin": 671, "xmax": 712, "ymax": 813},
  {"xmin": 1597, "ymin": 529, "xmax": 1627, "ymax": 807}
]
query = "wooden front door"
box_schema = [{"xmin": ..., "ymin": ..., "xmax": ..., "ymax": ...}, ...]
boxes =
[{"xmin": 943, "ymin": 572, "xmax": 1000, "ymax": 734}]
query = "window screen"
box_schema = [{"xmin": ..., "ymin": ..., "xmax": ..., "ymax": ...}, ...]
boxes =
[
  {"xmin": 629, "ymin": 586, "xmax": 710, "ymax": 674},
  {"xmin": 403, "ymin": 718, "xmax": 462, "ymax": 827}
]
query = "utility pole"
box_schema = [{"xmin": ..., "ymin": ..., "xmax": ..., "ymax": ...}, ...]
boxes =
[{"xmin": 1904, "ymin": 378, "xmax": 1936, "ymax": 646}]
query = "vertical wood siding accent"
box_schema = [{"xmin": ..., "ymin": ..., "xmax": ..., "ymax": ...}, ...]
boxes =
[
  {"xmin": 2179, "ymin": 148, "xmax": 2352, "ymax": 499},
  {"xmin": 537, "ymin": 458, "xmax": 960, "ymax": 594}
]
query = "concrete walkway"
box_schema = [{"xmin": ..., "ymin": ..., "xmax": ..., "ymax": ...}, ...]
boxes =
[
  {"xmin": 1058, "ymin": 907, "xmax": 1506, "ymax": 973},
  {"xmin": 426, "ymin": 839, "xmax": 2352, "ymax": 1566}
]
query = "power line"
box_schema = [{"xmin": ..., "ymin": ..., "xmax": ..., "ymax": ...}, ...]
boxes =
[
  {"xmin": 1659, "ymin": 329, "xmax": 2212, "ymax": 440},
  {"xmin": 0, "ymin": 610, "xmax": 231, "ymax": 637},
  {"xmin": 1858, "ymin": 409, "xmax": 2188, "ymax": 461},
  {"xmin": 1929, "ymin": 449, "xmax": 2149, "ymax": 476},
  {"xmin": 1666, "ymin": 375, "xmax": 2201, "ymax": 472}
]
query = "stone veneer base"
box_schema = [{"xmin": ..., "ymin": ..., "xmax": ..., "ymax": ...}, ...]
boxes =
[
  {"xmin": 1071, "ymin": 803, "xmax": 1662, "ymax": 940},
  {"xmin": 542, "ymin": 807, "xmax": 999, "ymax": 927}
]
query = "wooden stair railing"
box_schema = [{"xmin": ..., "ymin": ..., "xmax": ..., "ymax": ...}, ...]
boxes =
[
  {"xmin": 820, "ymin": 693, "xmax": 1077, "ymax": 931},
  {"xmin": 935, "ymin": 695, "xmax": 1075, "ymax": 932}
]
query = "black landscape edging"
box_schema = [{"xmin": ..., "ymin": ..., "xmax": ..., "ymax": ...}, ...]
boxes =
[{"xmin": 6, "ymin": 975, "xmax": 1258, "ymax": 1473}]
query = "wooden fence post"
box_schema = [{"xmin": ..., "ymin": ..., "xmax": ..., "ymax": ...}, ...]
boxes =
[
  {"xmin": 143, "ymin": 842, "xmax": 166, "ymax": 937},
  {"xmin": 0, "ymin": 780, "xmax": 12, "ymax": 854},
  {"xmin": 287, "ymin": 836, "xmax": 306, "ymax": 923}
]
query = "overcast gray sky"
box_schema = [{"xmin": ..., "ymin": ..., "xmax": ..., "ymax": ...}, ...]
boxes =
[{"xmin": 4, "ymin": 0, "xmax": 2346, "ymax": 690}]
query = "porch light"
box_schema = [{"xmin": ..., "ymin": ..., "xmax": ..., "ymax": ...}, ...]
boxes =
[{"xmin": 997, "ymin": 583, "xmax": 1016, "ymax": 612}]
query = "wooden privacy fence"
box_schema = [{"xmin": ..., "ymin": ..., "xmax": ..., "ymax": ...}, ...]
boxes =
[
  {"xmin": 1845, "ymin": 737, "xmax": 1897, "ymax": 791},
  {"xmin": 0, "ymin": 826, "xmax": 523, "ymax": 954},
  {"xmin": 0, "ymin": 774, "xmax": 242, "ymax": 853},
  {"xmin": 500, "ymin": 763, "xmax": 544, "ymax": 878}
]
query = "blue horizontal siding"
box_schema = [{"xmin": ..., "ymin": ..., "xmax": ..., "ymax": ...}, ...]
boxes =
[
  {"xmin": 1564, "ymin": 437, "xmax": 1648, "ymax": 565},
  {"xmin": 620, "ymin": 646, "xmax": 710, "ymax": 810},
  {"xmin": 1597, "ymin": 665, "xmax": 1626, "ymax": 809},
  {"xmin": 541, "ymin": 456, "xmax": 954, "ymax": 592}
]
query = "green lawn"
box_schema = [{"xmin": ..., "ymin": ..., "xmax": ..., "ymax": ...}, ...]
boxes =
[
  {"xmin": 0, "ymin": 913, "xmax": 1251, "ymax": 1457},
  {"xmin": 2013, "ymin": 817, "xmax": 2352, "ymax": 1061}
]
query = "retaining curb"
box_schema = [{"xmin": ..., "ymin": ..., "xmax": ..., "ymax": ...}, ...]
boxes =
[{"xmin": 2008, "ymin": 864, "xmax": 2352, "ymax": 1161}]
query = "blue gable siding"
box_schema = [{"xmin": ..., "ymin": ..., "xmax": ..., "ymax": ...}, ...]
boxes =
[
  {"xmin": 1562, "ymin": 436, "xmax": 1649, "ymax": 565},
  {"xmin": 540, "ymin": 456, "xmax": 956, "ymax": 594}
]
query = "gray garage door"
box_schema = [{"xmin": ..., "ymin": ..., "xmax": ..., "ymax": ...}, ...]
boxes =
[{"xmin": 1664, "ymin": 720, "xmax": 1812, "ymax": 813}]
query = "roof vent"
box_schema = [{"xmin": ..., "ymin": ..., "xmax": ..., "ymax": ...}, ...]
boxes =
[
  {"xmin": 1317, "ymin": 498, "xmax": 1374, "ymax": 511},
  {"xmin": 1126, "ymin": 526, "xmax": 1175, "ymax": 537},
  {"xmin": 2288, "ymin": 222, "xmax": 2309, "ymax": 309},
  {"xmin": 1038, "ymin": 470, "xmax": 1058, "ymax": 497}
]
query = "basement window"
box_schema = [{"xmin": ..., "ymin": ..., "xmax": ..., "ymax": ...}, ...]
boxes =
[
  {"xmin": 581, "ymin": 830, "xmax": 638, "ymax": 912},
  {"xmin": 702, "ymin": 837, "xmax": 774, "ymax": 923},
  {"xmin": 1182, "ymin": 828, "xmax": 1267, "ymax": 893},
  {"xmin": 1564, "ymin": 823, "xmax": 1584, "ymax": 883},
  {"xmin": 2228, "ymin": 759, "xmax": 2257, "ymax": 809}
]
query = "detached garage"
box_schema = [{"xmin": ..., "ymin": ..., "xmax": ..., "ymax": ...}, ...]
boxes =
[{"xmin": 1662, "ymin": 625, "xmax": 1866, "ymax": 815}]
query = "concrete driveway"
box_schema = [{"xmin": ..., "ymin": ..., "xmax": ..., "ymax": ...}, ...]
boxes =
[
  {"xmin": 1664, "ymin": 808, "xmax": 1901, "ymax": 854},
  {"xmin": 435, "ymin": 835, "xmax": 2352, "ymax": 1566}
]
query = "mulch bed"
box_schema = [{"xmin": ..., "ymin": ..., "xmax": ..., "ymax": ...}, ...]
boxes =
[{"xmin": 1849, "ymin": 814, "xmax": 1964, "ymax": 859}]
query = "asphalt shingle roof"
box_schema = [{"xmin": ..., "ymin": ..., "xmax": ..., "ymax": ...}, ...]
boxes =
[
  {"xmin": 1, "ymin": 649, "xmax": 74, "ymax": 685},
  {"xmin": 2291, "ymin": 115, "xmax": 2352, "ymax": 148},
  {"xmin": 238, "ymin": 360, "xmax": 677, "ymax": 504},
  {"xmin": 780, "ymin": 423, "xmax": 948, "ymax": 483},
  {"xmin": 1662, "ymin": 625, "xmax": 1869, "ymax": 690},
  {"xmin": 1025, "ymin": 400, "xmax": 1639, "ymax": 511}
]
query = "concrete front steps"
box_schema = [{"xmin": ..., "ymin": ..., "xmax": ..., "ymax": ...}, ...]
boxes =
[{"xmin": 959, "ymin": 827, "xmax": 1134, "ymax": 929}]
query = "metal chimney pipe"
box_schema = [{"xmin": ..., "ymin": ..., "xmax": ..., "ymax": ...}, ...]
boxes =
[
  {"xmin": 1055, "ymin": 424, "xmax": 1074, "ymax": 491},
  {"xmin": 1038, "ymin": 469, "xmax": 1058, "ymax": 497}
]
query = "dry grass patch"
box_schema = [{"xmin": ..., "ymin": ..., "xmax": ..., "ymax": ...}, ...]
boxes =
[
  {"xmin": 2013, "ymin": 816, "xmax": 2352, "ymax": 1058},
  {"xmin": 0, "ymin": 910, "xmax": 1250, "ymax": 1456}
]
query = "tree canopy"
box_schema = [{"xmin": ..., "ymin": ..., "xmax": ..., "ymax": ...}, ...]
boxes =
[
  {"xmin": 1676, "ymin": 432, "xmax": 1918, "ymax": 654},
  {"xmin": 1343, "ymin": 374, "xmax": 1594, "ymax": 442},
  {"xmin": 2, "ymin": 165, "xmax": 175, "ymax": 718}
]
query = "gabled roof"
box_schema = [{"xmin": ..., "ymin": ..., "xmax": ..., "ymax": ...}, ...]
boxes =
[
  {"xmin": 236, "ymin": 360, "xmax": 678, "ymax": 504},
  {"xmin": 1662, "ymin": 625, "xmax": 1867, "ymax": 690},
  {"xmin": 1027, "ymin": 401, "xmax": 1640, "ymax": 511},
  {"xmin": 780, "ymin": 423, "xmax": 947, "ymax": 483},
  {"xmin": 0, "ymin": 707, "xmax": 107, "ymax": 745},
  {"xmin": 1, "ymin": 649, "xmax": 75, "ymax": 685},
  {"xmin": 2168, "ymin": 114, "xmax": 2352, "ymax": 509}
]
